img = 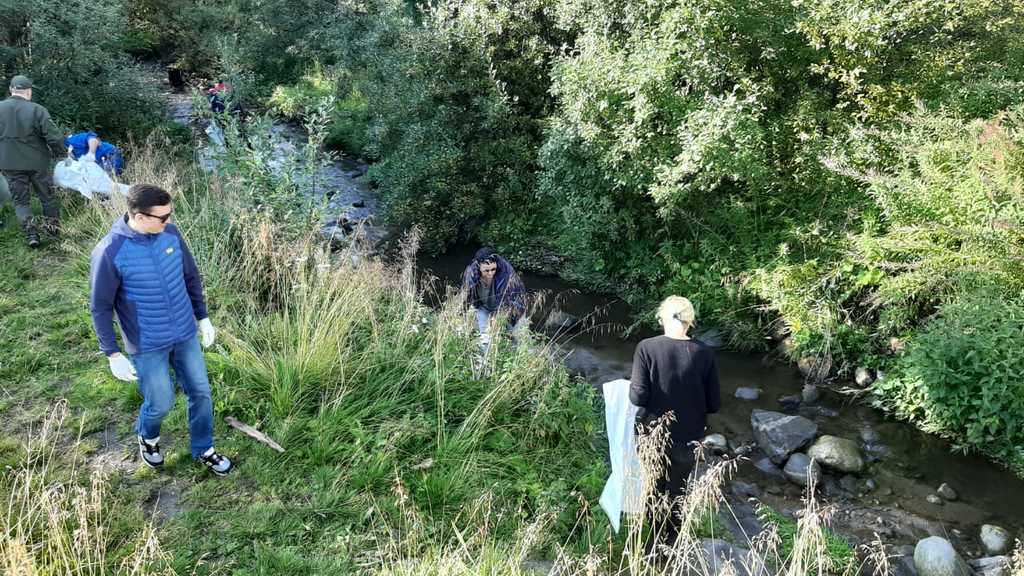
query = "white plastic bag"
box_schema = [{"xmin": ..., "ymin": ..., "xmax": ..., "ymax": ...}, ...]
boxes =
[
  {"xmin": 599, "ymin": 378, "xmax": 645, "ymax": 533},
  {"xmin": 53, "ymin": 158, "xmax": 129, "ymax": 199}
]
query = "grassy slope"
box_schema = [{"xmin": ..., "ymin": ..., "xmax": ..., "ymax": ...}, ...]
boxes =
[
  {"xmin": 0, "ymin": 128, "xmax": 864, "ymax": 575},
  {"xmin": 0, "ymin": 148, "xmax": 608, "ymax": 574}
]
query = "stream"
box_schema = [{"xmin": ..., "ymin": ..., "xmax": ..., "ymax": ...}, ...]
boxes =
[{"xmin": 158, "ymin": 69, "xmax": 1024, "ymax": 563}]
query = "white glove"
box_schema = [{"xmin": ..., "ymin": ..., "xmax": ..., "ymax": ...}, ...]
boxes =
[
  {"xmin": 108, "ymin": 353, "xmax": 138, "ymax": 381},
  {"xmin": 82, "ymin": 152, "xmax": 96, "ymax": 163},
  {"xmin": 198, "ymin": 317, "xmax": 216, "ymax": 348}
]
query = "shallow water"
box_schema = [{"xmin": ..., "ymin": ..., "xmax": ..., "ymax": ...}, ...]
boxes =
[
  {"xmin": 163, "ymin": 63, "xmax": 1024, "ymax": 545},
  {"xmin": 420, "ymin": 245, "xmax": 1024, "ymax": 544}
]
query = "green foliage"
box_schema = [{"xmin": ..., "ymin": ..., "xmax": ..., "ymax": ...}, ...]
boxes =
[
  {"xmin": 758, "ymin": 506, "xmax": 855, "ymax": 573},
  {"xmin": 873, "ymin": 293, "xmax": 1024, "ymax": 470},
  {"xmin": 268, "ymin": 64, "xmax": 372, "ymax": 155},
  {"xmin": 0, "ymin": 0, "xmax": 162, "ymax": 136}
]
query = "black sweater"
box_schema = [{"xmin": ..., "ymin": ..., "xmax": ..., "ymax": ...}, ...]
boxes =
[{"xmin": 629, "ymin": 336, "xmax": 721, "ymax": 446}]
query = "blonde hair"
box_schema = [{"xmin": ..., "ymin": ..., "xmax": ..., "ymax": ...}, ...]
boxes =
[{"xmin": 656, "ymin": 296, "xmax": 695, "ymax": 327}]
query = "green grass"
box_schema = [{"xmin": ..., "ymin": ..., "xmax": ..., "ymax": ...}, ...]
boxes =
[
  {"xmin": 0, "ymin": 121, "xmax": 887, "ymax": 576},
  {"xmin": 0, "ymin": 131, "xmax": 611, "ymax": 574},
  {"xmin": 758, "ymin": 505, "xmax": 856, "ymax": 574}
]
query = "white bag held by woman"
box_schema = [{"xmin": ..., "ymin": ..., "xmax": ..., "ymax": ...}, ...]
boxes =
[{"xmin": 599, "ymin": 378, "xmax": 645, "ymax": 532}]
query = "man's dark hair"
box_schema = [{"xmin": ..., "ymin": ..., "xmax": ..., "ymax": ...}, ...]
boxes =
[
  {"xmin": 127, "ymin": 184, "xmax": 172, "ymax": 214},
  {"xmin": 475, "ymin": 247, "xmax": 498, "ymax": 264}
]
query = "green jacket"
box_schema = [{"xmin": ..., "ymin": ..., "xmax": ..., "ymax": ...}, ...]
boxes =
[{"xmin": 0, "ymin": 95, "xmax": 65, "ymax": 172}]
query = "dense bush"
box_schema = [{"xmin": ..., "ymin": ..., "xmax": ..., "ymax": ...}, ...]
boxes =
[
  {"xmin": 873, "ymin": 293, "xmax": 1024, "ymax": 471},
  {"xmin": 0, "ymin": 0, "xmax": 162, "ymax": 136},
  {"xmin": 121, "ymin": 0, "xmax": 1024, "ymax": 467}
]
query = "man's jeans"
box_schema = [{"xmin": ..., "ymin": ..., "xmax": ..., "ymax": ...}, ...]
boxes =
[
  {"xmin": 130, "ymin": 335, "xmax": 214, "ymax": 458},
  {"xmin": 475, "ymin": 308, "xmax": 525, "ymax": 335}
]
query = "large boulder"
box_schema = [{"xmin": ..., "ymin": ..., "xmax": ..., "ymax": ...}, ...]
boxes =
[
  {"xmin": 807, "ymin": 435, "xmax": 865, "ymax": 473},
  {"xmin": 980, "ymin": 525, "xmax": 1012, "ymax": 555},
  {"xmin": 783, "ymin": 453, "xmax": 821, "ymax": 487},
  {"xmin": 914, "ymin": 537, "xmax": 972, "ymax": 576},
  {"xmin": 751, "ymin": 410, "xmax": 818, "ymax": 464}
]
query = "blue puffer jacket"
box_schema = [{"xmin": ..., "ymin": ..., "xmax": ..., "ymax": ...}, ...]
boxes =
[{"xmin": 89, "ymin": 216, "xmax": 208, "ymax": 356}]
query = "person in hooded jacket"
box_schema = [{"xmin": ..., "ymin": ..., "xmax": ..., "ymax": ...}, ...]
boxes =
[
  {"xmin": 461, "ymin": 247, "xmax": 527, "ymax": 341},
  {"xmin": 89, "ymin": 184, "xmax": 233, "ymax": 476}
]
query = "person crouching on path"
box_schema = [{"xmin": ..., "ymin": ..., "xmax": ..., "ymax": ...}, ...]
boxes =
[
  {"xmin": 89, "ymin": 184, "xmax": 233, "ymax": 476},
  {"xmin": 65, "ymin": 131, "xmax": 125, "ymax": 176},
  {"xmin": 461, "ymin": 247, "xmax": 527, "ymax": 348},
  {"xmin": 629, "ymin": 296, "xmax": 720, "ymax": 535}
]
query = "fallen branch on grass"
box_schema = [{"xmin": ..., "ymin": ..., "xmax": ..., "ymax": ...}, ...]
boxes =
[{"xmin": 225, "ymin": 416, "xmax": 285, "ymax": 453}]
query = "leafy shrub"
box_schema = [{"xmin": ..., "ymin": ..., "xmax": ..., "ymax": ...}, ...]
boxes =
[
  {"xmin": 268, "ymin": 64, "xmax": 338, "ymax": 119},
  {"xmin": 0, "ymin": 0, "xmax": 162, "ymax": 136},
  {"xmin": 326, "ymin": 90, "xmax": 370, "ymax": 154},
  {"xmin": 873, "ymin": 293, "xmax": 1024, "ymax": 470}
]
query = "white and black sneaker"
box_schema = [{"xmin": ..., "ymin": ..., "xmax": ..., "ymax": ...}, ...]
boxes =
[
  {"xmin": 198, "ymin": 448, "xmax": 233, "ymax": 476},
  {"xmin": 137, "ymin": 436, "xmax": 164, "ymax": 468}
]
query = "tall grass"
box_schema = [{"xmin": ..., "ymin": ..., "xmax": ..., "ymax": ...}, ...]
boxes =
[
  {"xmin": 47, "ymin": 119, "xmax": 901, "ymax": 574},
  {"xmin": 0, "ymin": 401, "xmax": 173, "ymax": 575}
]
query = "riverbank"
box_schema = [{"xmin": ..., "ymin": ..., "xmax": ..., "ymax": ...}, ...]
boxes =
[
  {"xmin": 3, "ymin": 77, "xmax": 1023, "ymax": 575},
  {"xmin": 0, "ymin": 134, "xmax": 613, "ymax": 573}
]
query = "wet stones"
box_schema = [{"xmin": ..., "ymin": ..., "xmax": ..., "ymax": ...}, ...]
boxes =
[
  {"xmin": 699, "ymin": 539, "xmax": 757, "ymax": 576},
  {"xmin": 914, "ymin": 537, "xmax": 972, "ymax": 576},
  {"xmin": 544, "ymin": 309, "xmax": 578, "ymax": 332},
  {"xmin": 860, "ymin": 427, "xmax": 880, "ymax": 444},
  {"xmin": 980, "ymin": 524, "xmax": 1012, "ymax": 555},
  {"xmin": 730, "ymin": 481, "xmax": 761, "ymax": 500},
  {"xmin": 702, "ymin": 433, "xmax": 729, "ymax": 455},
  {"xmin": 736, "ymin": 387, "xmax": 761, "ymax": 401},
  {"xmin": 807, "ymin": 435, "xmax": 865, "ymax": 473},
  {"xmin": 855, "ymin": 366, "xmax": 875, "ymax": 387},
  {"xmin": 926, "ymin": 494, "xmax": 943, "ymax": 505},
  {"xmin": 751, "ymin": 410, "xmax": 818, "ymax": 464},
  {"xmin": 936, "ymin": 483, "xmax": 958, "ymax": 501},
  {"xmin": 777, "ymin": 395, "xmax": 802, "ymax": 411},
  {"xmin": 782, "ymin": 452, "xmax": 820, "ymax": 487},
  {"xmin": 753, "ymin": 457, "xmax": 786, "ymax": 480},
  {"xmin": 969, "ymin": 556, "xmax": 1011, "ymax": 576},
  {"xmin": 801, "ymin": 383, "xmax": 820, "ymax": 404}
]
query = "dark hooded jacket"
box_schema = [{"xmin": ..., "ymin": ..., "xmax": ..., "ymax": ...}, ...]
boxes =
[{"xmin": 462, "ymin": 247, "xmax": 525, "ymax": 316}]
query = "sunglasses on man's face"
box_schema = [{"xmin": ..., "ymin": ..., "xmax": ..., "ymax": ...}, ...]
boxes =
[
  {"xmin": 138, "ymin": 211, "xmax": 172, "ymax": 223},
  {"xmin": 479, "ymin": 265, "xmax": 497, "ymax": 273}
]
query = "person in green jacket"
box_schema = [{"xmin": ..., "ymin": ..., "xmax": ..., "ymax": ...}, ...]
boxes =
[{"xmin": 0, "ymin": 75, "xmax": 66, "ymax": 247}]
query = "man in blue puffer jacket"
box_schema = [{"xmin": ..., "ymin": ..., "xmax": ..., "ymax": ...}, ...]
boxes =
[
  {"xmin": 461, "ymin": 247, "xmax": 527, "ymax": 346},
  {"xmin": 89, "ymin": 184, "xmax": 233, "ymax": 476}
]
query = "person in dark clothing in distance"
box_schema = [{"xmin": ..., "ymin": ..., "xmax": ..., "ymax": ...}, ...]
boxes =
[
  {"xmin": 630, "ymin": 295, "xmax": 721, "ymax": 499},
  {"xmin": 462, "ymin": 247, "xmax": 527, "ymax": 349}
]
